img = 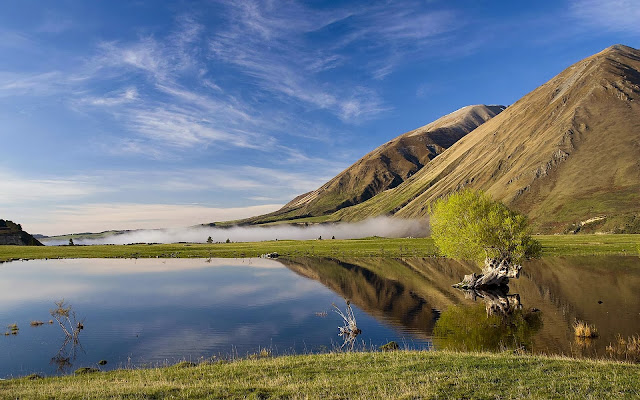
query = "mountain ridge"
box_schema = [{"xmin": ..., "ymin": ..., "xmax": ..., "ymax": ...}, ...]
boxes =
[
  {"xmin": 327, "ymin": 44, "xmax": 640, "ymax": 233},
  {"xmin": 226, "ymin": 104, "xmax": 504, "ymax": 226}
]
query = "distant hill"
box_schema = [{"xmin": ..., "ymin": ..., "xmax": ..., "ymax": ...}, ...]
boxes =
[
  {"xmin": 329, "ymin": 44, "xmax": 640, "ymax": 233},
  {"xmin": 0, "ymin": 220, "xmax": 43, "ymax": 246},
  {"xmin": 225, "ymin": 104, "xmax": 504, "ymax": 226},
  {"xmin": 38, "ymin": 230, "xmax": 134, "ymax": 245}
]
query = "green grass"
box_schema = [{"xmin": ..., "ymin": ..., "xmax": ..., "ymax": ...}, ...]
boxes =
[
  {"xmin": 1, "ymin": 235, "xmax": 639, "ymax": 262},
  {"xmin": 1, "ymin": 351, "xmax": 639, "ymax": 399},
  {"xmin": 0, "ymin": 237, "xmax": 437, "ymax": 261},
  {"xmin": 536, "ymin": 234, "xmax": 640, "ymax": 256}
]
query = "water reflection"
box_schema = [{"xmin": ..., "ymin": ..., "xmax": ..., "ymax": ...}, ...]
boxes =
[
  {"xmin": 283, "ymin": 258, "xmax": 444, "ymax": 337},
  {"xmin": 433, "ymin": 288, "xmax": 543, "ymax": 352},
  {"xmin": 282, "ymin": 255, "xmax": 640, "ymax": 359},
  {"xmin": 51, "ymin": 335, "xmax": 84, "ymax": 374},
  {"xmin": 0, "ymin": 258, "xmax": 424, "ymax": 378},
  {"xmin": 433, "ymin": 303, "xmax": 542, "ymax": 352},
  {"xmin": 1, "ymin": 255, "xmax": 639, "ymax": 378}
]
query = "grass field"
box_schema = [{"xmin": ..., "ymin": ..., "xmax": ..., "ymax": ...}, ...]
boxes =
[
  {"xmin": 1, "ymin": 351, "xmax": 638, "ymax": 399},
  {"xmin": 0, "ymin": 235, "xmax": 638, "ymax": 262}
]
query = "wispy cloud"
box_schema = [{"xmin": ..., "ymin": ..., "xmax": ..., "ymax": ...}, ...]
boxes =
[
  {"xmin": 208, "ymin": 1, "xmax": 392, "ymax": 122},
  {"xmin": 82, "ymin": 87, "xmax": 139, "ymax": 106},
  {"xmin": 71, "ymin": 22, "xmax": 280, "ymax": 155},
  {"xmin": 570, "ymin": 0, "xmax": 640, "ymax": 34},
  {"xmin": 0, "ymin": 170, "xmax": 108, "ymax": 204},
  {"xmin": 0, "ymin": 71, "xmax": 66, "ymax": 96},
  {"xmin": 206, "ymin": 1, "xmax": 463, "ymax": 122},
  {"xmin": 0, "ymin": 163, "xmax": 341, "ymax": 211},
  {"xmin": 0, "ymin": 29, "xmax": 35, "ymax": 49},
  {"xmin": 0, "ymin": 3, "xmax": 464, "ymax": 160}
]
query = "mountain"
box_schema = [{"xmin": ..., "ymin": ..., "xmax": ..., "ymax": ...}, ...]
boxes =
[
  {"xmin": 0, "ymin": 219, "xmax": 43, "ymax": 246},
  {"xmin": 230, "ymin": 104, "xmax": 504, "ymax": 225},
  {"xmin": 330, "ymin": 44, "xmax": 640, "ymax": 233}
]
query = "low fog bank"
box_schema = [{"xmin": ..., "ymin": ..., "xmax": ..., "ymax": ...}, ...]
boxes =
[{"xmin": 43, "ymin": 217, "xmax": 429, "ymax": 246}]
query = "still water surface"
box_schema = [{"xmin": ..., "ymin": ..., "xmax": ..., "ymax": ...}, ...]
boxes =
[{"xmin": 0, "ymin": 255, "xmax": 638, "ymax": 377}]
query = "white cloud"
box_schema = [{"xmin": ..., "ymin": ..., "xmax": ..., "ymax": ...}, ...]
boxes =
[
  {"xmin": 0, "ymin": 171, "xmax": 107, "ymax": 204},
  {"xmin": 97, "ymin": 38, "xmax": 169, "ymax": 80},
  {"xmin": 0, "ymin": 71, "xmax": 66, "ymax": 97},
  {"xmin": 0, "ymin": 30, "xmax": 35, "ymax": 48},
  {"xmin": 570, "ymin": 0, "xmax": 640, "ymax": 34},
  {"xmin": 82, "ymin": 87, "xmax": 139, "ymax": 106},
  {"xmin": 208, "ymin": 0, "xmax": 391, "ymax": 122}
]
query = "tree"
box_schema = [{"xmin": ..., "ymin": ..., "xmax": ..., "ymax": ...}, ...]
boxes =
[
  {"xmin": 429, "ymin": 189, "xmax": 541, "ymax": 289},
  {"xmin": 68, "ymin": 238, "xmax": 74, "ymax": 246},
  {"xmin": 207, "ymin": 236, "xmax": 213, "ymax": 244}
]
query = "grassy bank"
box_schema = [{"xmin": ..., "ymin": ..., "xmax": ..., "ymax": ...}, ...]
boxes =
[
  {"xmin": 2, "ymin": 351, "xmax": 639, "ymax": 399},
  {"xmin": 0, "ymin": 237, "xmax": 437, "ymax": 261},
  {"xmin": 0, "ymin": 235, "xmax": 639, "ymax": 262}
]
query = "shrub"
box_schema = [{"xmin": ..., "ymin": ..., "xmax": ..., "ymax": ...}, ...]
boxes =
[{"xmin": 429, "ymin": 189, "xmax": 541, "ymax": 265}]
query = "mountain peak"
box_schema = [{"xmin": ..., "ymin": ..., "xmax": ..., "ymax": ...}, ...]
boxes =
[
  {"xmin": 605, "ymin": 43, "xmax": 637, "ymax": 53},
  {"xmin": 590, "ymin": 43, "xmax": 639, "ymax": 61},
  {"xmin": 230, "ymin": 104, "xmax": 504, "ymax": 225}
]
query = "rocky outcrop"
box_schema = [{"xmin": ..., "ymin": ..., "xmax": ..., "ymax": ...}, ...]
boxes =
[{"xmin": 0, "ymin": 220, "xmax": 43, "ymax": 246}]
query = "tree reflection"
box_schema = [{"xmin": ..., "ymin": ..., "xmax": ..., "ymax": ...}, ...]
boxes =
[
  {"xmin": 49, "ymin": 300, "xmax": 85, "ymax": 374},
  {"xmin": 50, "ymin": 334, "xmax": 85, "ymax": 373},
  {"xmin": 433, "ymin": 288, "xmax": 542, "ymax": 352}
]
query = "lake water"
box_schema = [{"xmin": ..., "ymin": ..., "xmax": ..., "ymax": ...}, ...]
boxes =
[{"xmin": 0, "ymin": 255, "xmax": 639, "ymax": 378}]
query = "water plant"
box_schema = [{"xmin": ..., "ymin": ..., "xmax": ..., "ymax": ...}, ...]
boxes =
[
  {"xmin": 573, "ymin": 320, "xmax": 599, "ymax": 338},
  {"xmin": 607, "ymin": 334, "xmax": 640, "ymax": 362},
  {"xmin": 74, "ymin": 367, "xmax": 99, "ymax": 375},
  {"xmin": 379, "ymin": 341, "xmax": 400, "ymax": 352},
  {"xmin": 50, "ymin": 299, "xmax": 84, "ymax": 343}
]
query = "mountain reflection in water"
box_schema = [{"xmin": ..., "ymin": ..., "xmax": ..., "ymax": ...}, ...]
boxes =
[
  {"xmin": 282, "ymin": 256, "xmax": 640, "ymax": 358},
  {"xmin": 1, "ymin": 256, "xmax": 638, "ymax": 378}
]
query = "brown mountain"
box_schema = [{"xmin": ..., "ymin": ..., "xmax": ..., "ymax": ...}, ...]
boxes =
[
  {"xmin": 234, "ymin": 104, "xmax": 504, "ymax": 225},
  {"xmin": 332, "ymin": 44, "xmax": 640, "ymax": 233},
  {"xmin": 0, "ymin": 219, "xmax": 43, "ymax": 246}
]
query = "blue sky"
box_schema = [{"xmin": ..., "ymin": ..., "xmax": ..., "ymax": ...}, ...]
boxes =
[{"xmin": 1, "ymin": 0, "xmax": 639, "ymax": 235}]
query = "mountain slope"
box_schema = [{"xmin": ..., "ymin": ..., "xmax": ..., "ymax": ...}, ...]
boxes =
[
  {"xmin": 0, "ymin": 219, "xmax": 43, "ymax": 246},
  {"xmin": 331, "ymin": 44, "xmax": 640, "ymax": 233},
  {"xmin": 237, "ymin": 105, "xmax": 504, "ymax": 225}
]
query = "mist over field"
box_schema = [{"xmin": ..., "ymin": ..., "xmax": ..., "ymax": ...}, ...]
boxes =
[{"xmin": 43, "ymin": 217, "xmax": 429, "ymax": 246}]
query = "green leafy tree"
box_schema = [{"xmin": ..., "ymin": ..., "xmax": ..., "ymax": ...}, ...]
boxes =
[{"xmin": 429, "ymin": 189, "xmax": 541, "ymax": 265}]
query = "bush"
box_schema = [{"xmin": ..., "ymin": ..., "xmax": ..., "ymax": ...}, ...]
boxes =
[{"xmin": 429, "ymin": 189, "xmax": 541, "ymax": 265}]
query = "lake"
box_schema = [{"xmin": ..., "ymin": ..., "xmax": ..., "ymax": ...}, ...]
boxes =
[{"xmin": 0, "ymin": 255, "xmax": 639, "ymax": 377}]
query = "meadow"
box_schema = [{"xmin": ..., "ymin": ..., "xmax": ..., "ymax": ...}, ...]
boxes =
[
  {"xmin": 1, "ymin": 351, "xmax": 639, "ymax": 399},
  {"xmin": 1, "ymin": 234, "xmax": 639, "ymax": 262}
]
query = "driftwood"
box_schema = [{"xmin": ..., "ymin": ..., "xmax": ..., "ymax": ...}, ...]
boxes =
[
  {"xmin": 463, "ymin": 288, "xmax": 522, "ymax": 317},
  {"xmin": 453, "ymin": 258, "xmax": 521, "ymax": 290}
]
